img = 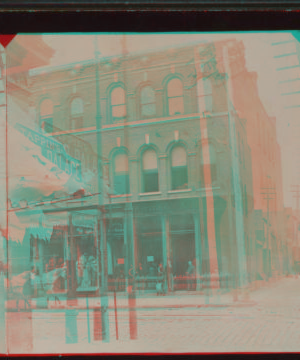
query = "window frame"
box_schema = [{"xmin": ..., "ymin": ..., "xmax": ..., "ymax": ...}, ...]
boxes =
[
  {"xmin": 140, "ymin": 85, "xmax": 156, "ymax": 119},
  {"xmin": 110, "ymin": 85, "xmax": 127, "ymax": 123},
  {"xmin": 39, "ymin": 98, "xmax": 54, "ymax": 133},
  {"xmin": 70, "ymin": 97, "xmax": 84, "ymax": 130},
  {"xmin": 113, "ymin": 151, "xmax": 130, "ymax": 195},
  {"xmin": 141, "ymin": 148, "xmax": 159, "ymax": 193},
  {"xmin": 170, "ymin": 145, "xmax": 188, "ymax": 190},
  {"xmin": 166, "ymin": 77, "xmax": 184, "ymax": 116}
]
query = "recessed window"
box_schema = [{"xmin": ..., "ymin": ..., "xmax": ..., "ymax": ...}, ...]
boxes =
[
  {"xmin": 201, "ymin": 143, "xmax": 217, "ymax": 185},
  {"xmin": 111, "ymin": 87, "xmax": 126, "ymax": 122},
  {"xmin": 171, "ymin": 146, "xmax": 188, "ymax": 190},
  {"xmin": 142, "ymin": 149, "xmax": 159, "ymax": 193},
  {"xmin": 114, "ymin": 153, "xmax": 130, "ymax": 195},
  {"xmin": 167, "ymin": 78, "xmax": 184, "ymax": 116},
  {"xmin": 70, "ymin": 97, "xmax": 84, "ymax": 130},
  {"xmin": 141, "ymin": 86, "xmax": 156, "ymax": 118},
  {"xmin": 40, "ymin": 99, "xmax": 53, "ymax": 133}
]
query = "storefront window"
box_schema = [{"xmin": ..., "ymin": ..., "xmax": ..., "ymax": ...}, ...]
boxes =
[
  {"xmin": 73, "ymin": 214, "xmax": 98, "ymax": 290},
  {"xmin": 170, "ymin": 213, "xmax": 195, "ymax": 277},
  {"xmin": 136, "ymin": 215, "xmax": 163, "ymax": 276}
]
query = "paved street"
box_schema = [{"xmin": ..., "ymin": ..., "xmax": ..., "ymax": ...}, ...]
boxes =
[{"xmin": 4, "ymin": 276, "xmax": 300, "ymax": 353}]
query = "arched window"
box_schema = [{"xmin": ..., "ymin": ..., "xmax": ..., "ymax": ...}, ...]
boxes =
[
  {"xmin": 70, "ymin": 97, "xmax": 84, "ymax": 130},
  {"xmin": 140, "ymin": 86, "xmax": 156, "ymax": 118},
  {"xmin": 201, "ymin": 143, "xmax": 217, "ymax": 185},
  {"xmin": 114, "ymin": 152, "xmax": 130, "ymax": 195},
  {"xmin": 40, "ymin": 99, "xmax": 53, "ymax": 133},
  {"xmin": 142, "ymin": 149, "xmax": 159, "ymax": 193},
  {"xmin": 167, "ymin": 78, "xmax": 184, "ymax": 116},
  {"xmin": 171, "ymin": 146, "xmax": 188, "ymax": 190},
  {"xmin": 111, "ymin": 86, "xmax": 126, "ymax": 122}
]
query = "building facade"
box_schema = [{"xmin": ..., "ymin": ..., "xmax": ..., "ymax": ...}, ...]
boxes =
[{"xmin": 8, "ymin": 38, "xmax": 285, "ymax": 294}]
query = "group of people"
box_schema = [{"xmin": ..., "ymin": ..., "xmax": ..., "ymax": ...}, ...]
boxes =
[{"xmin": 76, "ymin": 253, "xmax": 97, "ymax": 289}]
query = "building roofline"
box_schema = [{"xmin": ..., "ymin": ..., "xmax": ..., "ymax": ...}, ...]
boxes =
[{"xmin": 29, "ymin": 37, "xmax": 239, "ymax": 77}]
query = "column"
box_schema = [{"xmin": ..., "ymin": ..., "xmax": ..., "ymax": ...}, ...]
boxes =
[
  {"xmin": 124, "ymin": 202, "xmax": 136, "ymax": 289},
  {"xmin": 124, "ymin": 202, "xmax": 137, "ymax": 340},
  {"xmin": 97, "ymin": 207, "xmax": 110, "ymax": 342},
  {"xmin": 193, "ymin": 213, "xmax": 202, "ymax": 291},
  {"xmin": 67, "ymin": 213, "xmax": 77, "ymax": 299},
  {"xmin": 129, "ymin": 156, "xmax": 139, "ymax": 201},
  {"xmin": 158, "ymin": 154, "xmax": 168, "ymax": 196},
  {"xmin": 161, "ymin": 214, "xmax": 170, "ymax": 291}
]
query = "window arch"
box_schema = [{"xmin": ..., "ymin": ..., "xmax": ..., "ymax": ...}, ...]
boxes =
[
  {"xmin": 201, "ymin": 143, "xmax": 217, "ymax": 185},
  {"xmin": 171, "ymin": 146, "xmax": 188, "ymax": 190},
  {"xmin": 140, "ymin": 86, "xmax": 156, "ymax": 118},
  {"xmin": 70, "ymin": 97, "xmax": 84, "ymax": 130},
  {"xmin": 111, "ymin": 86, "xmax": 126, "ymax": 122},
  {"xmin": 167, "ymin": 78, "xmax": 184, "ymax": 116},
  {"xmin": 113, "ymin": 152, "xmax": 130, "ymax": 195},
  {"xmin": 142, "ymin": 148, "xmax": 159, "ymax": 193},
  {"xmin": 39, "ymin": 99, "xmax": 53, "ymax": 133}
]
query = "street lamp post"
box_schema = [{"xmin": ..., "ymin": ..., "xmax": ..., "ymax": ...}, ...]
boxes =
[{"xmin": 94, "ymin": 35, "xmax": 110, "ymax": 342}]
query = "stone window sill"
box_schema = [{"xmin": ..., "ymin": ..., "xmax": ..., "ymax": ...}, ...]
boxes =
[
  {"xmin": 139, "ymin": 192, "xmax": 161, "ymax": 196},
  {"xmin": 168, "ymin": 189, "xmax": 192, "ymax": 194},
  {"xmin": 110, "ymin": 194, "xmax": 132, "ymax": 198}
]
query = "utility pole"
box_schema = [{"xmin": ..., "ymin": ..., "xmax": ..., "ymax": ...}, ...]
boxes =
[
  {"xmin": 120, "ymin": 34, "xmax": 137, "ymax": 340},
  {"xmin": 94, "ymin": 35, "xmax": 110, "ymax": 342},
  {"xmin": 261, "ymin": 187, "xmax": 276, "ymax": 280}
]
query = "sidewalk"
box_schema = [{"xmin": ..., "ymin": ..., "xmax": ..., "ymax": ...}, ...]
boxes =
[
  {"xmin": 6, "ymin": 276, "xmax": 293, "ymax": 312},
  {"xmin": 5, "ymin": 289, "xmax": 256, "ymax": 312}
]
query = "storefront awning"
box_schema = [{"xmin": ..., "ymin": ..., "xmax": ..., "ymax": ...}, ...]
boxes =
[{"xmin": 27, "ymin": 225, "xmax": 53, "ymax": 242}]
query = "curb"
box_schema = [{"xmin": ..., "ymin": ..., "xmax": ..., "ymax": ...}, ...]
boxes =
[{"xmin": 6, "ymin": 301, "xmax": 257, "ymax": 312}]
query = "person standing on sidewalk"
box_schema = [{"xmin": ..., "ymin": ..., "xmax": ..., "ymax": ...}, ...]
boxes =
[
  {"xmin": 167, "ymin": 260, "xmax": 174, "ymax": 292},
  {"xmin": 186, "ymin": 261, "xmax": 195, "ymax": 291}
]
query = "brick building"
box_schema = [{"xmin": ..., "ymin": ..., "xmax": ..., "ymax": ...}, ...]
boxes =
[{"xmin": 9, "ymin": 37, "xmax": 284, "ymax": 294}]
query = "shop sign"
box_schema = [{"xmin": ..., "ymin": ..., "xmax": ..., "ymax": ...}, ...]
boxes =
[
  {"xmin": 118, "ymin": 258, "xmax": 124, "ymax": 264},
  {"xmin": 147, "ymin": 256, "xmax": 154, "ymax": 262},
  {"xmin": 15, "ymin": 123, "xmax": 82, "ymax": 181}
]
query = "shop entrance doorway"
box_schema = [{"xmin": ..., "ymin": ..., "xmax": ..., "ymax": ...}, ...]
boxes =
[{"xmin": 170, "ymin": 214, "xmax": 195, "ymax": 277}]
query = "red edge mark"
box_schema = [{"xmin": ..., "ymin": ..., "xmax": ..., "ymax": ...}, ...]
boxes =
[{"xmin": 0, "ymin": 35, "xmax": 16, "ymax": 48}]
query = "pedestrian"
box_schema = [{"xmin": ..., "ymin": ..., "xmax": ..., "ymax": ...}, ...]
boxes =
[
  {"xmin": 167, "ymin": 260, "xmax": 174, "ymax": 292},
  {"xmin": 186, "ymin": 260, "xmax": 195, "ymax": 291}
]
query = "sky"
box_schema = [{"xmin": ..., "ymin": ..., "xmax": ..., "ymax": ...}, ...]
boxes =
[{"xmin": 35, "ymin": 33, "xmax": 300, "ymax": 208}]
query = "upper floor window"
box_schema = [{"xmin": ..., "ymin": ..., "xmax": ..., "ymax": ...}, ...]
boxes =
[
  {"xmin": 201, "ymin": 143, "xmax": 217, "ymax": 185},
  {"xmin": 70, "ymin": 97, "xmax": 84, "ymax": 130},
  {"xmin": 113, "ymin": 152, "xmax": 130, "ymax": 195},
  {"xmin": 141, "ymin": 86, "xmax": 156, "ymax": 118},
  {"xmin": 111, "ymin": 86, "xmax": 126, "ymax": 122},
  {"xmin": 171, "ymin": 146, "xmax": 188, "ymax": 190},
  {"xmin": 40, "ymin": 99, "xmax": 53, "ymax": 133},
  {"xmin": 167, "ymin": 78, "xmax": 184, "ymax": 116},
  {"xmin": 142, "ymin": 149, "xmax": 159, "ymax": 193}
]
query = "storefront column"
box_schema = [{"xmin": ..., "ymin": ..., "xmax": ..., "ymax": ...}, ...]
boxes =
[
  {"xmin": 129, "ymin": 157, "xmax": 138, "ymax": 202},
  {"xmin": 124, "ymin": 202, "xmax": 136, "ymax": 289},
  {"xmin": 97, "ymin": 207, "xmax": 110, "ymax": 342},
  {"xmin": 193, "ymin": 213, "xmax": 202, "ymax": 291},
  {"xmin": 161, "ymin": 214, "xmax": 170, "ymax": 283},
  {"xmin": 67, "ymin": 213, "xmax": 77, "ymax": 299},
  {"xmin": 124, "ymin": 202, "xmax": 137, "ymax": 340}
]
